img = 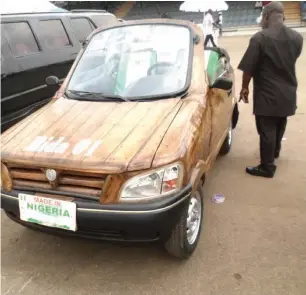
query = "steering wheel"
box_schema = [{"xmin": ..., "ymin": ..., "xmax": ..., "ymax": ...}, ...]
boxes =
[
  {"xmin": 105, "ymin": 54, "xmax": 120, "ymax": 78},
  {"xmin": 147, "ymin": 62, "xmax": 174, "ymax": 76}
]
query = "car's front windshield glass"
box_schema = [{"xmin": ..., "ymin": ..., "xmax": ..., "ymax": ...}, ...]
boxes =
[{"xmin": 67, "ymin": 24, "xmax": 191, "ymax": 100}]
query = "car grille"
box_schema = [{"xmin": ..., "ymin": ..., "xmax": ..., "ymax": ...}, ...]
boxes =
[{"xmin": 8, "ymin": 165, "xmax": 107, "ymax": 199}]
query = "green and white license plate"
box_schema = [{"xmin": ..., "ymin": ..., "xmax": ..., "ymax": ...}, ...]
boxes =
[{"xmin": 18, "ymin": 193, "xmax": 77, "ymax": 231}]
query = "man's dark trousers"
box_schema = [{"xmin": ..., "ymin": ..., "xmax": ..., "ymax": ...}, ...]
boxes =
[
  {"xmin": 255, "ymin": 116, "xmax": 287, "ymax": 171},
  {"xmin": 204, "ymin": 34, "xmax": 217, "ymax": 47}
]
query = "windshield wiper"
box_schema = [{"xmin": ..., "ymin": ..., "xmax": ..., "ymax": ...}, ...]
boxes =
[
  {"xmin": 67, "ymin": 90, "xmax": 102, "ymax": 98},
  {"xmin": 66, "ymin": 90, "xmax": 130, "ymax": 102},
  {"xmin": 99, "ymin": 93, "xmax": 130, "ymax": 102}
]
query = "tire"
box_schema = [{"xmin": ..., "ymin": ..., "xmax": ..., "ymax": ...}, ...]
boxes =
[
  {"xmin": 219, "ymin": 123, "xmax": 232, "ymax": 155},
  {"xmin": 232, "ymin": 103, "xmax": 239, "ymax": 129},
  {"xmin": 164, "ymin": 184, "xmax": 204, "ymax": 259}
]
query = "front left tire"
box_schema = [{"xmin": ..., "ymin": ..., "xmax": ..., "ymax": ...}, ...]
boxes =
[
  {"xmin": 219, "ymin": 123, "xmax": 233, "ymax": 155},
  {"xmin": 164, "ymin": 183, "xmax": 204, "ymax": 259}
]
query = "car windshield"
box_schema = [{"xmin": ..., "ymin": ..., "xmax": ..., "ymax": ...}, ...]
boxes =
[{"xmin": 66, "ymin": 24, "xmax": 191, "ymax": 100}]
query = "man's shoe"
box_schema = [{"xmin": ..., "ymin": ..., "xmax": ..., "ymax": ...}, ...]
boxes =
[{"xmin": 245, "ymin": 165, "xmax": 275, "ymax": 178}]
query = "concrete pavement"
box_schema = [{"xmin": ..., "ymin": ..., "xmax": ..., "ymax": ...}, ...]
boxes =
[{"xmin": 1, "ymin": 35, "xmax": 306, "ymax": 295}]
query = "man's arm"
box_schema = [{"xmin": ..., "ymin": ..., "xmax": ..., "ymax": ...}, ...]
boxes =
[
  {"xmin": 237, "ymin": 33, "xmax": 262, "ymax": 102},
  {"xmin": 297, "ymin": 33, "xmax": 304, "ymax": 58},
  {"xmin": 239, "ymin": 72, "xmax": 252, "ymax": 103},
  {"xmin": 242, "ymin": 72, "xmax": 252, "ymax": 89}
]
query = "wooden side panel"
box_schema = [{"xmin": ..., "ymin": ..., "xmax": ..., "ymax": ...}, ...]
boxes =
[{"xmin": 207, "ymin": 87, "xmax": 233, "ymax": 154}]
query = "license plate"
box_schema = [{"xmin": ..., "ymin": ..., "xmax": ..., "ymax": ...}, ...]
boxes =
[{"xmin": 18, "ymin": 193, "xmax": 77, "ymax": 231}]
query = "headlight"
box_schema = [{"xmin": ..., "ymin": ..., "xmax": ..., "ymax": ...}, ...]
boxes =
[{"xmin": 119, "ymin": 162, "xmax": 184, "ymax": 202}]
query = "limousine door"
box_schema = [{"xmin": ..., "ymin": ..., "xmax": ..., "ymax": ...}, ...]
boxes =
[
  {"xmin": 31, "ymin": 16, "xmax": 80, "ymax": 81},
  {"xmin": 1, "ymin": 16, "xmax": 80, "ymax": 132},
  {"xmin": 1, "ymin": 35, "xmax": 24, "ymax": 132}
]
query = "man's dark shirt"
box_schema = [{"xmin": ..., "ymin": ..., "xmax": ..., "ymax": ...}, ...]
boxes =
[{"xmin": 238, "ymin": 24, "xmax": 303, "ymax": 117}]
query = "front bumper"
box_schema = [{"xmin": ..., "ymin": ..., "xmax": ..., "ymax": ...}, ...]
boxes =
[{"xmin": 1, "ymin": 185, "xmax": 192, "ymax": 242}]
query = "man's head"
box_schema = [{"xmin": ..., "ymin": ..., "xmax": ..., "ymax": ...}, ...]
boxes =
[
  {"xmin": 261, "ymin": 1, "xmax": 285, "ymax": 29},
  {"xmin": 207, "ymin": 9, "xmax": 213, "ymax": 15}
]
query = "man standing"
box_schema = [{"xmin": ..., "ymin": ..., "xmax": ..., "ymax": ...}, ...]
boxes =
[
  {"xmin": 238, "ymin": 1, "xmax": 303, "ymax": 178},
  {"xmin": 203, "ymin": 9, "xmax": 217, "ymax": 47},
  {"xmin": 216, "ymin": 11, "xmax": 223, "ymax": 37}
]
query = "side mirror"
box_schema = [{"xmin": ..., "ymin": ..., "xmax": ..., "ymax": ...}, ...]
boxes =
[
  {"xmin": 45, "ymin": 76, "xmax": 60, "ymax": 86},
  {"xmin": 211, "ymin": 77, "xmax": 232, "ymax": 91}
]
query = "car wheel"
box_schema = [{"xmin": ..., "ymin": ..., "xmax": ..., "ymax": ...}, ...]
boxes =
[
  {"xmin": 164, "ymin": 184, "xmax": 204, "ymax": 259},
  {"xmin": 219, "ymin": 123, "xmax": 232, "ymax": 155}
]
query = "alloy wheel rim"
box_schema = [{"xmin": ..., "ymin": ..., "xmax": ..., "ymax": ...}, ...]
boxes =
[
  {"xmin": 228, "ymin": 127, "xmax": 232, "ymax": 146},
  {"xmin": 186, "ymin": 191, "xmax": 202, "ymax": 245}
]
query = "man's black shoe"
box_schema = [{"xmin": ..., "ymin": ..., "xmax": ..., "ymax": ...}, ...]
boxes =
[
  {"xmin": 245, "ymin": 165, "xmax": 275, "ymax": 178},
  {"xmin": 275, "ymin": 150, "xmax": 280, "ymax": 158}
]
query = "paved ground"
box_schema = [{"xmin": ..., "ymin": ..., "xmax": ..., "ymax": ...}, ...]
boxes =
[{"xmin": 1, "ymin": 35, "xmax": 306, "ymax": 295}]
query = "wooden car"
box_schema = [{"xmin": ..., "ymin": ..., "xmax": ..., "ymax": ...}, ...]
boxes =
[{"xmin": 1, "ymin": 19, "xmax": 238, "ymax": 259}]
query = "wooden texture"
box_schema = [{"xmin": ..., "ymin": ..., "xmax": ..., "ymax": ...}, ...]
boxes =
[
  {"xmin": 9, "ymin": 165, "xmax": 106, "ymax": 198},
  {"xmin": 10, "ymin": 168, "xmax": 47, "ymax": 182},
  {"xmin": 59, "ymin": 175, "xmax": 104, "ymax": 189},
  {"xmin": 101, "ymin": 174, "xmax": 127, "ymax": 203},
  {"xmin": 1, "ymin": 20, "xmax": 237, "ymax": 203},
  {"xmin": 1, "ymin": 163, "xmax": 12, "ymax": 192}
]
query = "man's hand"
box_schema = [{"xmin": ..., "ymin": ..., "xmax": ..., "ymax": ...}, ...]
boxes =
[{"xmin": 239, "ymin": 88, "xmax": 249, "ymax": 103}]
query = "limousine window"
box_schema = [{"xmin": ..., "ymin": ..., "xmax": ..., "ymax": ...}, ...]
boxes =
[
  {"xmin": 2, "ymin": 22, "xmax": 40, "ymax": 57},
  {"xmin": 39, "ymin": 20, "xmax": 71, "ymax": 50},
  {"xmin": 70, "ymin": 18, "xmax": 95, "ymax": 43}
]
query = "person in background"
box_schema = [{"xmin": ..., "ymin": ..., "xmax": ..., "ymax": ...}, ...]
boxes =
[
  {"xmin": 161, "ymin": 12, "xmax": 171, "ymax": 19},
  {"xmin": 238, "ymin": 1, "xmax": 303, "ymax": 178},
  {"xmin": 203, "ymin": 9, "xmax": 217, "ymax": 47},
  {"xmin": 216, "ymin": 11, "xmax": 223, "ymax": 36}
]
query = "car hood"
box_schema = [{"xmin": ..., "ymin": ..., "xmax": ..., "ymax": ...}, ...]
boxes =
[{"xmin": 1, "ymin": 97, "xmax": 196, "ymax": 173}]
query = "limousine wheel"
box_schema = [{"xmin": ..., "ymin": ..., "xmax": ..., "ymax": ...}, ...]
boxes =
[
  {"xmin": 165, "ymin": 184, "xmax": 204, "ymax": 259},
  {"xmin": 219, "ymin": 123, "xmax": 233, "ymax": 155}
]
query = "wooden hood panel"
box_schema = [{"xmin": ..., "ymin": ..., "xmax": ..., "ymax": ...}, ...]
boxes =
[{"xmin": 1, "ymin": 97, "xmax": 188, "ymax": 173}]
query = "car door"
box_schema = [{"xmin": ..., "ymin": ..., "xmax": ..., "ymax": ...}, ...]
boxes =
[{"xmin": 204, "ymin": 47, "xmax": 234, "ymax": 154}]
